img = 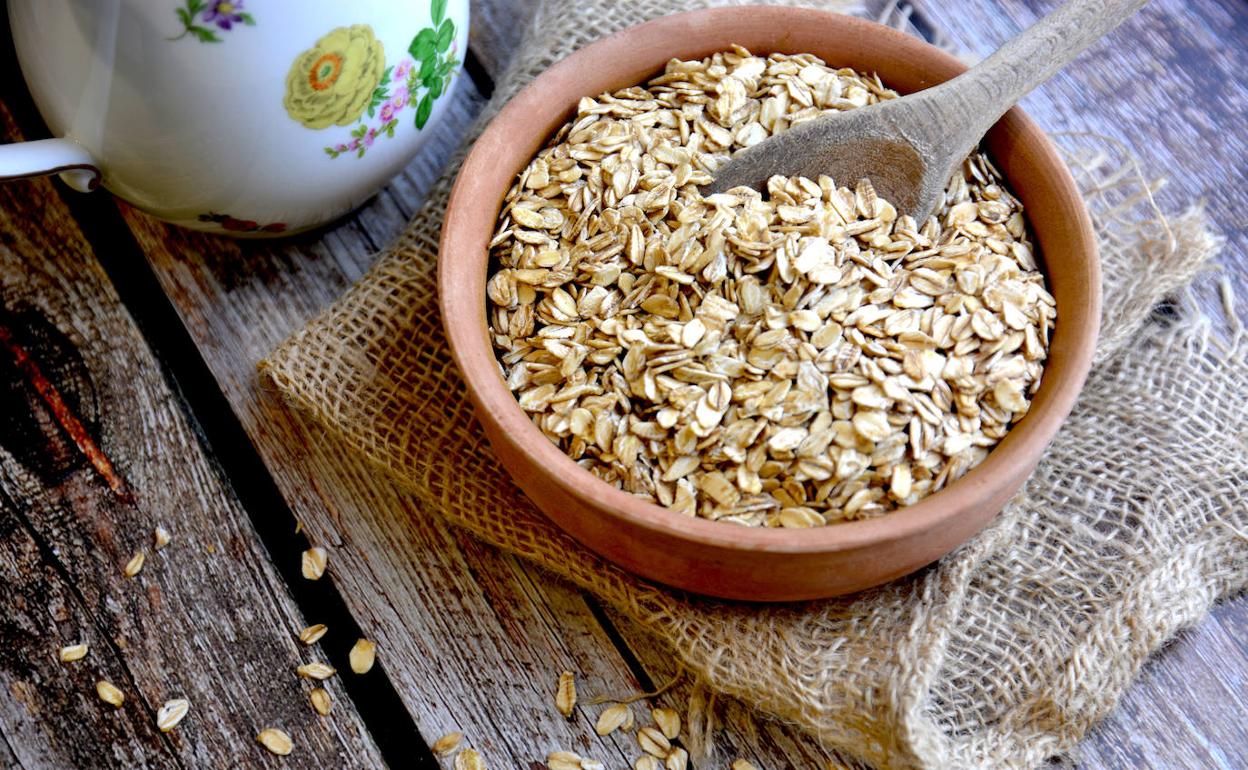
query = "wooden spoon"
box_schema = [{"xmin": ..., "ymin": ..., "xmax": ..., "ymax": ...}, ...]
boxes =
[{"xmin": 702, "ymin": 0, "xmax": 1149, "ymax": 220}]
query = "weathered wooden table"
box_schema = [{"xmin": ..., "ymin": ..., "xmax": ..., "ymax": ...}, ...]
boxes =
[{"xmin": 1, "ymin": 1, "xmax": 1244, "ymax": 768}]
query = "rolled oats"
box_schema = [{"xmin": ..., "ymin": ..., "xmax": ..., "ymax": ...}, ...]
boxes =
[
  {"xmin": 156, "ymin": 698, "xmax": 190, "ymax": 732},
  {"xmin": 488, "ymin": 48, "xmax": 1054, "ymax": 527},
  {"xmin": 256, "ymin": 728, "xmax": 293, "ymax": 756},
  {"xmin": 555, "ymin": 670, "xmax": 577, "ymax": 717}
]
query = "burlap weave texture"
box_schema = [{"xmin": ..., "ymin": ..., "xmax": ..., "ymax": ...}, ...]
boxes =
[{"xmin": 263, "ymin": 2, "xmax": 1247, "ymax": 767}]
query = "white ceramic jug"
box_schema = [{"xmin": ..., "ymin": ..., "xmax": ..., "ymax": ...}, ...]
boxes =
[{"xmin": 3, "ymin": 0, "xmax": 469, "ymax": 235}]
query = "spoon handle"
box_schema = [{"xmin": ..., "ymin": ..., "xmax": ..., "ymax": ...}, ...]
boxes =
[{"xmin": 920, "ymin": 0, "xmax": 1149, "ymax": 161}]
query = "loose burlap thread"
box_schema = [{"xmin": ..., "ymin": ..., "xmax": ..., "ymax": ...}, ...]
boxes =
[{"xmin": 262, "ymin": 2, "xmax": 1248, "ymax": 767}]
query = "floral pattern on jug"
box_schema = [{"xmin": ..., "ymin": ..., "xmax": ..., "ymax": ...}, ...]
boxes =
[
  {"xmin": 197, "ymin": 212, "xmax": 287, "ymax": 233},
  {"xmin": 171, "ymin": 0, "xmax": 255, "ymax": 43},
  {"xmin": 6, "ymin": 0, "xmax": 470, "ymax": 234},
  {"xmin": 281, "ymin": 0, "xmax": 460, "ymax": 159}
]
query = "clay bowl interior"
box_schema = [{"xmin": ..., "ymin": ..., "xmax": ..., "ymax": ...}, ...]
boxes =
[{"xmin": 439, "ymin": 6, "xmax": 1100, "ymax": 601}]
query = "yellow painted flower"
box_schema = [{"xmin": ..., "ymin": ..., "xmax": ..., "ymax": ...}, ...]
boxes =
[{"xmin": 283, "ymin": 25, "xmax": 385, "ymax": 129}]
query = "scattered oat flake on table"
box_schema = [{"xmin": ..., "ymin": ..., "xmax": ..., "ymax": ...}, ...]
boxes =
[
  {"xmin": 431, "ymin": 730, "xmax": 462, "ymax": 756},
  {"xmin": 732, "ymin": 761, "xmax": 759, "ymax": 770},
  {"xmin": 651, "ymin": 706, "xmax": 680, "ymax": 739},
  {"xmin": 298, "ymin": 623, "xmax": 328, "ymax": 645},
  {"xmin": 453, "ymin": 747, "xmax": 486, "ymax": 770},
  {"xmin": 156, "ymin": 698, "xmax": 190, "ymax": 732},
  {"xmin": 122, "ymin": 551, "xmax": 145, "ymax": 577},
  {"xmin": 153, "ymin": 525, "xmax": 171, "ymax": 550},
  {"xmin": 296, "ymin": 662, "xmax": 336, "ymax": 680},
  {"xmin": 58, "ymin": 643, "xmax": 88, "ymax": 662},
  {"xmin": 633, "ymin": 757, "xmax": 660, "ymax": 770},
  {"xmin": 256, "ymin": 728, "xmax": 293, "ymax": 756},
  {"xmin": 636, "ymin": 726, "xmax": 670, "ymax": 757},
  {"xmin": 664, "ymin": 748, "xmax": 688, "ymax": 770},
  {"xmin": 96, "ymin": 680, "xmax": 124, "ymax": 707},
  {"xmin": 349, "ymin": 638, "xmax": 376, "ymax": 673},
  {"xmin": 595, "ymin": 702, "xmax": 631, "ymax": 735},
  {"xmin": 555, "ymin": 670, "xmax": 576, "ymax": 717},
  {"xmin": 309, "ymin": 688, "xmax": 332, "ymax": 716},
  {"xmin": 547, "ymin": 751, "xmax": 587, "ymax": 770},
  {"xmin": 301, "ymin": 547, "xmax": 327, "ymax": 580}
]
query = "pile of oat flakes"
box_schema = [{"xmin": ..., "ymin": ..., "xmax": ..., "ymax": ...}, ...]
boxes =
[{"xmin": 487, "ymin": 46, "xmax": 1055, "ymax": 527}]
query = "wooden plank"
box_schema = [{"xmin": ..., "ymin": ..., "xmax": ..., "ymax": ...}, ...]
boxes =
[
  {"xmin": 0, "ymin": 101, "xmax": 383, "ymax": 767},
  {"xmin": 907, "ymin": 0, "xmax": 1248, "ymax": 766}
]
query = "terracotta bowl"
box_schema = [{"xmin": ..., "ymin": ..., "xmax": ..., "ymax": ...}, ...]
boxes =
[{"xmin": 439, "ymin": 7, "xmax": 1100, "ymax": 601}]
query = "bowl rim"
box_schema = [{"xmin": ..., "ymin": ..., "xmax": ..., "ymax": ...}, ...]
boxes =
[{"xmin": 439, "ymin": 6, "xmax": 1100, "ymax": 556}]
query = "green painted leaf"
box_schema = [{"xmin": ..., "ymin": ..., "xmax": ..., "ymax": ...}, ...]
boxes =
[
  {"xmin": 192, "ymin": 26, "xmax": 221, "ymax": 43},
  {"xmin": 431, "ymin": 0, "xmax": 448, "ymax": 26},
  {"xmin": 430, "ymin": 77, "xmax": 443, "ymax": 99},
  {"xmin": 415, "ymin": 93, "xmax": 433, "ymax": 129},
  {"xmin": 176, "ymin": 8, "xmax": 191, "ymax": 25},
  {"xmin": 419, "ymin": 55, "xmax": 437, "ymax": 80},
  {"xmin": 240, "ymin": 12, "xmax": 255, "ymax": 25},
  {"xmin": 188, "ymin": 0, "xmax": 206, "ymax": 15},
  {"xmin": 409, "ymin": 28, "xmax": 437, "ymax": 61},
  {"xmin": 438, "ymin": 56, "xmax": 457, "ymax": 77},
  {"xmin": 379, "ymin": 65, "xmax": 392, "ymax": 87},
  {"xmin": 436, "ymin": 19, "xmax": 454, "ymax": 52}
]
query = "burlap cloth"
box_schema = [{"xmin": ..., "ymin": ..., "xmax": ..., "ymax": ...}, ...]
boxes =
[{"xmin": 262, "ymin": 2, "xmax": 1248, "ymax": 767}]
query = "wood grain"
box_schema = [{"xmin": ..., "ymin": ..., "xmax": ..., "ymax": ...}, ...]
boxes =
[{"xmin": 0, "ymin": 100, "xmax": 383, "ymax": 768}]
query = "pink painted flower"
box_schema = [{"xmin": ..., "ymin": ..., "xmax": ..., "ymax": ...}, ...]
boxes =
[
  {"xmin": 335, "ymin": 143, "xmax": 349, "ymax": 152},
  {"xmin": 364, "ymin": 128, "xmax": 377, "ymax": 147},
  {"xmin": 391, "ymin": 88, "xmax": 408, "ymax": 110},
  {"xmin": 380, "ymin": 102, "xmax": 396, "ymax": 122},
  {"xmin": 394, "ymin": 59, "xmax": 412, "ymax": 80},
  {"xmin": 349, "ymin": 138, "xmax": 361, "ymax": 150}
]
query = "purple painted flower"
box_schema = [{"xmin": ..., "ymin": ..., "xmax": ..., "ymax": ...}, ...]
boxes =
[
  {"xmin": 349, "ymin": 138, "xmax": 361, "ymax": 150},
  {"xmin": 394, "ymin": 59, "xmax": 413, "ymax": 80},
  {"xmin": 391, "ymin": 89, "xmax": 409, "ymax": 110},
  {"xmin": 380, "ymin": 102, "xmax": 396, "ymax": 122},
  {"xmin": 202, "ymin": 0, "xmax": 245, "ymax": 30},
  {"xmin": 334, "ymin": 143, "xmax": 349, "ymax": 152},
  {"xmin": 364, "ymin": 128, "xmax": 377, "ymax": 147}
]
